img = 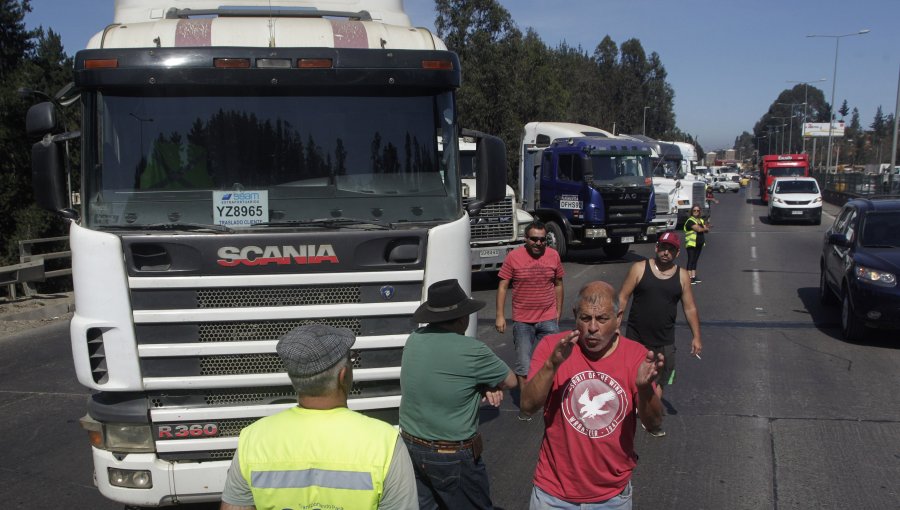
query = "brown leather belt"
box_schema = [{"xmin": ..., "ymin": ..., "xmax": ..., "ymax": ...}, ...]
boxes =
[{"xmin": 400, "ymin": 430, "xmax": 479, "ymax": 454}]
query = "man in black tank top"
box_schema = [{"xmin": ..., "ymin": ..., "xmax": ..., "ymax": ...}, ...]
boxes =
[{"xmin": 618, "ymin": 232, "xmax": 703, "ymax": 436}]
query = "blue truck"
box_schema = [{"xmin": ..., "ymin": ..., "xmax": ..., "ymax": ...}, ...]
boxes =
[{"xmin": 518, "ymin": 122, "xmax": 658, "ymax": 259}]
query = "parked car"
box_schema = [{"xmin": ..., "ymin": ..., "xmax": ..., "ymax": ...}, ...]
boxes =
[
  {"xmin": 712, "ymin": 175, "xmax": 740, "ymax": 193},
  {"xmin": 767, "ymin": 177, "xmax": 822, "ymax": 224},
  {"xmin": 820, "ymin": 196, "xmax": 900, "ymax": 341}
]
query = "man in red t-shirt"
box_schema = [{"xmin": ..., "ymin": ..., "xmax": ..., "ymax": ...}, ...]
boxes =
[
  {"xmin": 495, "ymin": 221, "xmax": 565, "ymax": 415},
  {"xmin": 520, "ymin": 281, "xmax": 664, "ymax": 508}
]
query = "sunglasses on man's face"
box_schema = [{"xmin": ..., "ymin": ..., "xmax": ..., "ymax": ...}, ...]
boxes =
[{"xmin": 528, "ymin": 236, "xmax": 547, "ymax": 243}]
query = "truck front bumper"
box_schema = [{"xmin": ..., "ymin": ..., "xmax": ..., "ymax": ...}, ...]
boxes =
[
  {"xmin": 470, "ymin": 242, "xmax": 522, "ymax": 272},
  {"xmin": 90, "ymin": 447, "xmax": 230, "ymax": 506},
  {"xmin": 651, "ymin": 214, "xmax": 677, "ymax": 232}
]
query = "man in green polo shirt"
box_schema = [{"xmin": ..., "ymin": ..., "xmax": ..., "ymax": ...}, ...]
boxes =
[{"xmin": 400, "ymin": 279, "xmax": 517, "ymax": 509}]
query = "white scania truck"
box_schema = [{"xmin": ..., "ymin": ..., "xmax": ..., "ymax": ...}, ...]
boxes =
[{"xmin": 25, "ymin": 0, "xmax": 505, "ymax": 506}]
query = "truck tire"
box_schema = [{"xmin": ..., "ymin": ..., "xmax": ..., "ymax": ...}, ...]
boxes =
[
  {"xmin": 603, "ymin": 243, "xmax": 629, "ymax": 259},
  {"xmin": 545, "ymin": 221, "xmax": 567, "ymax": 259},
  {"xmin": 717, "ymin": 185, "xmax": 726, "ymax": 193}
]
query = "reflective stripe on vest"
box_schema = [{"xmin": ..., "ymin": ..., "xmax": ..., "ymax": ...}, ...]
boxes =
[
  {"xmin": 238, "ymin": 406, "xmax": 397, "ymax": 510},
  {"xmin": 251, "ymin": 468, "xmax": 374, "ymax": 490}
]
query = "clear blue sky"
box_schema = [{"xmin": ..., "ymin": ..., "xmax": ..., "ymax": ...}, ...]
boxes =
[{"xmin": 25, "ymin": 0, "xmax": 900, "ymax": 151}]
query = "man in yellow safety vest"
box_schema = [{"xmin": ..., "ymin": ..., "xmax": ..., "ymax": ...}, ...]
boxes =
[{"xmin": 220, "ymin": 324, "xmax": 416, "ymax": 510}]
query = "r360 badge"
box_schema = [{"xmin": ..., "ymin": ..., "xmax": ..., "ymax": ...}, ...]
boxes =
[{"xmin": 156, "ymin": 423, "xmax": 219, "ymax": 439}]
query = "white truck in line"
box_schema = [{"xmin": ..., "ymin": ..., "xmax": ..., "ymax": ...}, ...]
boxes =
[
  {"xmin": 24, "ymin": 0, "xmax": 507, "ymax": 506},
  {"xmin": 458, "ymin": 135, "xmax": 533, "ymax": 272},
  {"xmin": 622, "ymin": 135, "xmax": 706, "ymax": 228}
]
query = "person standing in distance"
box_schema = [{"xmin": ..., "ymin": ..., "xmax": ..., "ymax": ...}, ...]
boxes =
[
  {"xmin": 520, "ymin": 281, "xmax": 664, "ymax": 509},
  {"xmin": 618, "ymin": 231, "xmax": 702, "ymax": 436},
  {"xmin": 495, "ymin": 221, "xmax": 565, "ymax": 406},
  {"xmin": 683, "ymin": 205, "xmax": 710, "ymax": 284},
  {"xmin": 400, "ymin": 279, "xmax": 517, "ymax": 509},
  {"xmin": 220, "ymin": 324, "xmax": 417, "ymax": 510}
]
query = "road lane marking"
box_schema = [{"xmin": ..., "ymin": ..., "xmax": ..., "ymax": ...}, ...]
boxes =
[
  {"xmin": 751, "ymin": 246, "xmax": 757, "ymax": 259},
  {"xmin": 753, "ymin": 270, "xmax": 761, "ymax": 296},
  {"xmin": 751, "ymin": 231, "xmax": 756, "ymax": 238}
]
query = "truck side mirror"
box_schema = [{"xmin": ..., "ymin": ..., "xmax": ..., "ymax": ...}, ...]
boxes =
[
  {"xmin": 26, "ymin": 102, "xmax": 59, "ymax": 136},
  {"xmin": 31, "ymin": 137, "xmax": 69, "ymax": 214},
  {"xmin": 461, "ymin": 129, "xmax": 506, "ymax": 216}
]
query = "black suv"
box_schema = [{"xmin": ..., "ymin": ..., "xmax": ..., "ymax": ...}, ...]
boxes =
[{"xmin": 820, "ymin": 196, "xmax": 900, "ymax": 341}]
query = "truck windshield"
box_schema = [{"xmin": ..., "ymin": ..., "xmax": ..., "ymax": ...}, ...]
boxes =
[
  {"xmin": 86, "ymin": 93, "xmax": 460, "ymax": 229},
  {"xmin": 591, "ymin": 154, "xmax": 651, "ymax": 186},
  {"xmin": 769, "ymin": 167, "xmax": 806, "ymax": 177}
]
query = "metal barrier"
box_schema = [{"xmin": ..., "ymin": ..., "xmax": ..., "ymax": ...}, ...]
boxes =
[{"xmin": 1, "ymin": 236, "xmax": 72, "ymax": 299}]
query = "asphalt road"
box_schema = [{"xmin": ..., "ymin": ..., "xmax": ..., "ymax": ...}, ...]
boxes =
[{"xmin": 2, "ymin": 182, "xmax": 898, "ymax": 509}]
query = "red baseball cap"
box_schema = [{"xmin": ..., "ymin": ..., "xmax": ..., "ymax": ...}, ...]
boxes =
[{"xmin": 657, "ymin": 231, "xmax": 681, "ymax": 250}]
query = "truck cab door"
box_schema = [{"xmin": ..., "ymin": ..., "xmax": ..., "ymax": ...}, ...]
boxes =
[{"xmin": 542, "ymin": 151, "xmax": 584, "ymax": 226}]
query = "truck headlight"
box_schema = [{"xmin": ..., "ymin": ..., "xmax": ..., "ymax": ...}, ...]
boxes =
[
  {"xmin": 517, "ymin": 223, "xmax": 528, "ymax": 239},
  {"xmin": 773, "ymin": 197, "xmax": 784, "ymax": 204},
  {"xmin": 109, "ymin": 468, "xmax": 153, "ymax": 489},
  {"xmin": 81, "ymin": 416, "xmax": 155, "ymax": 453}
]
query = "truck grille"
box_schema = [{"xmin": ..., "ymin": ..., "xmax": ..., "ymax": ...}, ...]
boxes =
[
  {"xmin": 691, "ymin": 182, "xmax": 706, "ymax": 208},
  {"xmin": 197, "ymin": 318, "xmax": 361, "ymax": 342},
  {"xmin": 599, "ymin": 189, "xmax": 652, "ymax": 224},
  {"xmin": 464, "ymin": 196, "xmax": 515, "ymax": 242},
  {"xmin": 130, "ymin": 274, "xmax": 421, "ymax": 460},
  {"xmin": 654, "ymin": 192, "xmax": 670, "ymax": 214},
  {"xmin": 197, "ymin": 285, "xmax": 360, "ymax": 308}
]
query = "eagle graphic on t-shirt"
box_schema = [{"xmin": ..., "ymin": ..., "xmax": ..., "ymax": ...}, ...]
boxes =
[{"xmin": 578, "ymin": 388, "xmax": 616, "ymax": 419}]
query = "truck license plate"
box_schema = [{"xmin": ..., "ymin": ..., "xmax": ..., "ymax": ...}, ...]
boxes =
[
  {"xmin": 791, "ymin": 210, "xmax": 803, "ymax": 215},
  {"xmin": 480, "ymin": 249, "xmax": 500, "ymax": 258},
  {"xmin": 621, "ymin": 236, "xmax": 635, "ymax": 243}
]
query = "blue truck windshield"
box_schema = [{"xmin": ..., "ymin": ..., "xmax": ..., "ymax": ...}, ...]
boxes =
[
  {"xmin": 590, "ymin": 154, "xmax": 651, "ymax": 186},
  {"xmin": 86, "ymin": 93, "xmax": 460, "ymax": 229}
]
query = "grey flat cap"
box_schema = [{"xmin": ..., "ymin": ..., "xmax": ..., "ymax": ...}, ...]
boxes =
[{"xmin": 276, "ymin": 324, "xmax": 355, "ymax": 377}]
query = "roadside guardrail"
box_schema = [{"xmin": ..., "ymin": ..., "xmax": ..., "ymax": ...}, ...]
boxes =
[{"xmin": 1, "ymin": 236, "xmax": 71, "ymax": 299}]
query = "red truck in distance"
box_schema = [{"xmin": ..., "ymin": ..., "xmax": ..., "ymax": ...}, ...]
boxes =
[{"xmin": 760, "ymin": 154, "xmax": 810, "ymax": 203}]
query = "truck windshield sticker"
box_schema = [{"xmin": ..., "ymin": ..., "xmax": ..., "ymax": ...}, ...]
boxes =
[
  {"xmin": 560, "ymin": 194, "xmax": 582, "ymax": 209},
  {"xmin": 213, "ymin": 191, "xmax": 269, "ymax": 227}
]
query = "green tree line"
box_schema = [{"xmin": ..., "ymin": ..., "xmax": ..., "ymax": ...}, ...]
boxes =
[{"xmin": 1, "ymin": 0, "xmax": 73, "ymax": 266}]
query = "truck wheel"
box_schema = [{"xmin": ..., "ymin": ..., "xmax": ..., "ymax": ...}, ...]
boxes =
[
  {"xmin": 717, "ymin": 185, "xmax": 726, "ymax": 193},
  {"xmin": 604, "ymin": 244, "xmax": 629, "ymax": 259},
  {"xmin": 841, "ymin": 290, "xmax": 866, "ymax": 342},
  {"xmin": 545, "ymin": 221, "xmax": 567, "ymax": 259}
]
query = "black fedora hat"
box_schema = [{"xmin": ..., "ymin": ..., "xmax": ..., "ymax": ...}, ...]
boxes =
[{"xmin": 413, "ymin": 279, "xmax": 486, "ymax": 323}]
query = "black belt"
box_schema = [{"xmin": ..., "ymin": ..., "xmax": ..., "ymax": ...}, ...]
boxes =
[{"xmin": 400, "ymin": 431, "xmax": 479, "ymax": 454}]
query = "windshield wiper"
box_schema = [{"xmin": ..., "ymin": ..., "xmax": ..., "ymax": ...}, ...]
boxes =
[
  {"xmin": 100, "ymin": 223, "xmax": 233, "ymax": 233},
  {"xmin": 251, "ymin": 217, "xmax": 391, "ymax": 230}
]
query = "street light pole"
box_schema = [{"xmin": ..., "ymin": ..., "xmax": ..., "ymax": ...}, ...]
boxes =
[
  {"xmin": 807, "ymin": 29, "xmax": 870, "ymax": 171},
  {"xmin": 776, "ymin": 103, "xmax": 806, "ymax": 153},
  {"xmin": 642, "ymin": 106, "xmax": 650, "ymax": 136},
  {"xmin": 787, "ymin": 78, "xmax": 827, "ymax": 153}
]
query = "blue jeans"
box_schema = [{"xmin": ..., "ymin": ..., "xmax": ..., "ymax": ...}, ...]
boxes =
[
  {"xmin": 530, "ymin": 482, "xmax": 632, "ymax": 509},
  {"xmin": 513, "ymin": 320, "xmax": 559, "ymax": 376},
  {"xmin": 403, "ymin": 438, "xmax": 494, "ymax": 509}
]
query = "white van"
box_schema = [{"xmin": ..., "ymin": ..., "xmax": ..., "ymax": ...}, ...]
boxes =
[{"xmin": 768, "ymin": 177, "xmax": 823, "ymax": 225}]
